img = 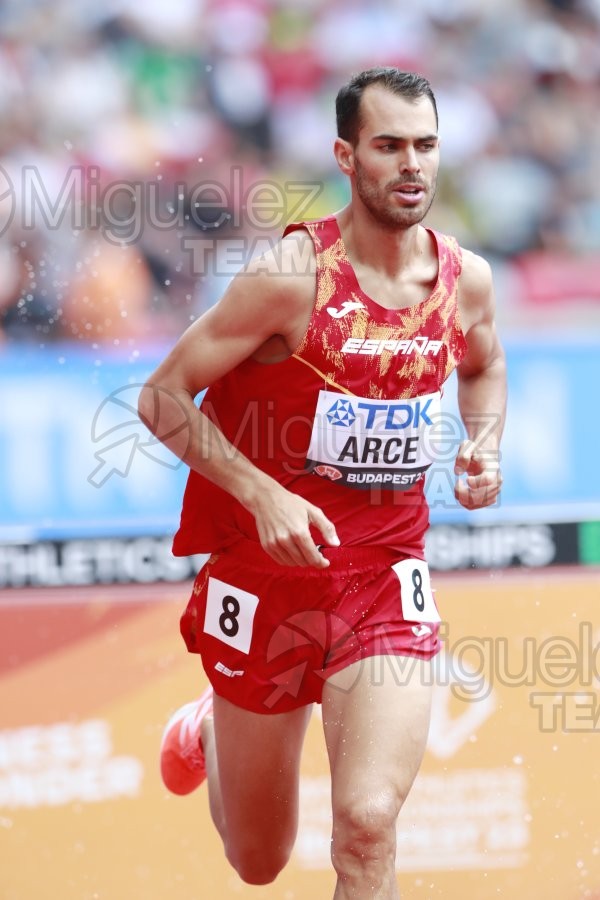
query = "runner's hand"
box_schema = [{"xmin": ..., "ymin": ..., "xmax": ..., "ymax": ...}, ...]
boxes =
[
  {"xmin": 454, "ymin": 439, "xmax": 502, "ymax": 510},
  {"xmin": 249, "ymin": 486, "xmax": 340, "ymax": 568}
]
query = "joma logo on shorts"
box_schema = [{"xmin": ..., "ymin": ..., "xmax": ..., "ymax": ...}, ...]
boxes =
[{"xmin": 342, "ymin": 337, "xmax": 443, "ymax": 356}]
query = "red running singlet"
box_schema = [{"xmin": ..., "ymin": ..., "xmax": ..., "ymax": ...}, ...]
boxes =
[{"xmin": 172, "ymin": 215, "xmax": 467, "ymax": 559}]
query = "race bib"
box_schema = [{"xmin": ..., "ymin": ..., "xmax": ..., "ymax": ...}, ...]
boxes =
[
  {"xmin": 306, "ymin": 389, "xmax": 441, "ymax": 491},
  {"xmin": 392, "ymin": 558, "xmax": 440, "ymax": 622},
  {"xmin": 203, "ymin": 577, "xmax": 259, "ymax": 654}
]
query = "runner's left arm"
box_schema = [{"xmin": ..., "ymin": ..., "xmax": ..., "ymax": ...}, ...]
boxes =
[{"xmin": 455, "ymin": 252, "xmax": 507, "ymax": 511}]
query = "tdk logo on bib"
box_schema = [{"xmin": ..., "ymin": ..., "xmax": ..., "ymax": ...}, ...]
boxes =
[
  {"xmin": 307, "ymin": 389, "xmax": 441, "ymax": 491},
  {"xmin": 353, "ymin": 399, "xmax": 434, "ymax": 430},
  {"xmin": 326, "ymin": 398, "xmax": 433, "ymax": 430}
]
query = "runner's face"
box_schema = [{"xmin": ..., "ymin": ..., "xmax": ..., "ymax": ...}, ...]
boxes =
[{"xmin": 351, "ymin": 87, "xmax": 439, "ymax": 229}]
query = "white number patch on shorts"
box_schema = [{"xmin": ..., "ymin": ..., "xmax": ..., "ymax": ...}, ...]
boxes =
[
  {"xmin": 203, "ymin": 577, "xmax": 259, "ymax": 654},
  {"xmin": 392, "ymin": 559, "xmax": 440, "ymax": 623}
]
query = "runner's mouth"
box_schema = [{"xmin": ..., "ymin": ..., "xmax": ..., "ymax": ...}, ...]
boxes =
[{"xmin": 391, "ymin": 185, "xmax": 426, "ymax": 202}]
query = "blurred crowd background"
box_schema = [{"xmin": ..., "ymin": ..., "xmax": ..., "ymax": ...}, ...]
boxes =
[{"xmin": 1, "ymin": 0, "xmax": 600, "ymax": 347}]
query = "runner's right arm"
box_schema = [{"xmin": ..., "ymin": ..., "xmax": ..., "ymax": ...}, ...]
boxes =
[{"xmin": 138, "ymin": 238, "xmax": 339, "ymax": 568}]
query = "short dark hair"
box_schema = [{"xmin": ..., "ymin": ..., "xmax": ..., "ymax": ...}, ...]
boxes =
[{"xmin": 336, "ymin": 68, "xmax": 438, "ymax": 145}]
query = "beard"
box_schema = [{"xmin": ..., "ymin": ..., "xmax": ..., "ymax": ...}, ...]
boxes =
[{"xmin": 354, "ymin": 158, "xmax": 436, "ymax": 230}]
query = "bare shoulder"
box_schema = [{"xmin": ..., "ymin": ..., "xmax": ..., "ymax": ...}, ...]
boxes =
[
  {"xmin": 144, "ymin": 230, "xmax": 318, "ymax": 393},
  {"xmin": 459, "ymin": 248, "xmax": 493, "ymax": 301},
  {"xmin": 206, "ymin": 228, "xmax": 316, "ymax": 352},
  {"xmin": 457, "ymin": 247, "xmax": 495, "ymax": 333},
  {"xmin": 243, "ymin": 227, "xmax": 317, "ymax": 281}
]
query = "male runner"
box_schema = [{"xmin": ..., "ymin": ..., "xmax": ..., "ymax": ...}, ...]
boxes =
[{"xmin": 139, "ymin": 68, "xmax": 506, "ymax": 898}]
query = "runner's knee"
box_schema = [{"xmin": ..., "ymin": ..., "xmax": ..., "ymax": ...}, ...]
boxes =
[{"xmin": 331, "ymin": 791, "xmax": 400, "ymax": 871}]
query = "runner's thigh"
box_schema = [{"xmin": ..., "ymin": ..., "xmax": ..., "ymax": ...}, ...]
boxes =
[{"xmin": 322, "ymin": 656, "xmax": 433, "ymax": 815}]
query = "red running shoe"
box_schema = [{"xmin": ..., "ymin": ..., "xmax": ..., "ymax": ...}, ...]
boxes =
[{"xmin": 160, "ymin": 686, "xmax": 213, "ymax": 795}]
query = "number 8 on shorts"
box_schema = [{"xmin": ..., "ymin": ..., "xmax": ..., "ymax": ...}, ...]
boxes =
[
  {"xmin": 203, "ymin": 577, "xmax": 259, "ymax": 654},
  {"xmin": 392, "ymin": 558, "xmax": 440, "ymax": 623}
]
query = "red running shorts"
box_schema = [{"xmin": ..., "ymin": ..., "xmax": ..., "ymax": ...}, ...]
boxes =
[{"xmin": 180, "ymin": 538, "xmax": 441, "ymax": 714}]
